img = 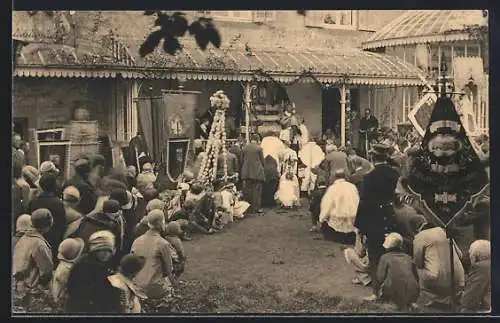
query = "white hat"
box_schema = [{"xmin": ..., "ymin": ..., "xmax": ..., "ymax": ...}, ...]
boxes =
[
  {"xmin": 383, "ymin": 232, "xmax": 403, "ymax": 249},
  {"xmin": 40, "ymin": 161, "xmax": 59, "ymax": 174}
]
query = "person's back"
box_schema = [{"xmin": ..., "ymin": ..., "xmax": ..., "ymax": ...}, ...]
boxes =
[
  {"xmin": 325, "ymin": 150, "xmax": 351, "ymax": 184},
  {"xmin": 461, "ymin": 240, "xmax": 491, "ymax": 312},
  {"xmin": 64, "ymin": 158, "xmax": 97, "ymax": 215},
  {"xmin": 413, "ymin": 227, "xmax": 465, "ymax": 297},
  {"xmin": 377, "ymin": 251, "xmax": 419, "ymax": 309}
]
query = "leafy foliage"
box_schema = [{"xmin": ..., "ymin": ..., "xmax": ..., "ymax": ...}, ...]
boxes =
[{"xmin": 139, "ymin": 11, "xmax": 221, "ymax": 56}]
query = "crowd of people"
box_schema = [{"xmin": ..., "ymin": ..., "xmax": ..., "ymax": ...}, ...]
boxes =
[{"xmin": 11, "ymin": 102, "xmax": 491, "ymax": 313}]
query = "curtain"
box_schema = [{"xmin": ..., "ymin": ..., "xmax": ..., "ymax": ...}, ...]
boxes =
[{"xmin": 136, "ymin": 97, "xmax": 167, "ymax": 163}]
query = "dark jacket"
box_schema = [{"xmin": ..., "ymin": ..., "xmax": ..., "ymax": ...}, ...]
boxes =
[
  {"xmin": 461, "ymin": 260, "xmax": 491, "ymax": 312},
  {"xmin": 75, "ymin": 212, "xmax": 124, "ymax": 255},
  {"xmin": 65, "ymin": 253, "xmax": 121, "ymax": 313},
  {"xmin": 64, "ymin": 174, "xmax": 97, "ymax": 215},
  {"xmin": 355, "ymin": 163, "xmax": 400, "ymax": 236},
  {"xmin": 264, "ymin": 155, "xmax": 280, "ymax": 181},
  {"xmin": 376, "ymin": 250, "xmax": 420, "ymax": 309},
  {"xmin": 310, "ymin": 186, "xmax": 327, "ymax": 223},
  {"xmin": 240, "ymin": 143, "xmax": 265, "ymax": 181},
  {"xmin": 27, "ymin": 192, "xmax": 67, "ymax": 257}
]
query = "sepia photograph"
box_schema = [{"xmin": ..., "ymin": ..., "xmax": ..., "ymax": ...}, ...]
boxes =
[{"xmin": 11, "ymin": 9, "xmax": 491, "ymax": 315}]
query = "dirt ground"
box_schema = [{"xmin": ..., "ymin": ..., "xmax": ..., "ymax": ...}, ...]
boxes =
[{"xmin": 176, "ymin": 201, "xmax": 400, "ymax": 313}]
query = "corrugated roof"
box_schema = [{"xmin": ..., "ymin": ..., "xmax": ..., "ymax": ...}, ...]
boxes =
[
  {"xmin": 362, "ymin": 10, "xmax": 487, "ymax": 50},
  {"xmin": 15, "ymin": 43, "xmax": 425, "ymax": 86}
]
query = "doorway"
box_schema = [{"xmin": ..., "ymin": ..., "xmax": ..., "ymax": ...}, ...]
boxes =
[
  {"xmin": 322, "ymin": 87, "xmax": 341, "ymax": 136},
  {"xmin": 13, "ymin": 118, "xmax": 29, "ymax": 141}
]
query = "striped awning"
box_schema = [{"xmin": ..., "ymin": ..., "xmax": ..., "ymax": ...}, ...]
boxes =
[
  {"xmin": 14, "ymin": 43, "xmax": 425, "ymax": 86},
  {"xmin": 362, "ymin": 10, "xmax": 487, "ymax": 50}
]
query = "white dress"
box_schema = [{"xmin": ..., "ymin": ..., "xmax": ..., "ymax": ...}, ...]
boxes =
[
  {"xmin": 275, "ymin": 173, "xmax": 300, "ymax": 207},
  {"xmin": 319, "ymin": 179, "xmax": 360, "ymax": 233}
]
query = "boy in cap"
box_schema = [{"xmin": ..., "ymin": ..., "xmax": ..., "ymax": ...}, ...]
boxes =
[
  {"xmin": 13, "ymin": 214, "xmax": 32, "ymax": 250},
  {"xmin": 28, "ymin": 173, "xmax": 67, "ymax": 260},
  {"xmin": 107, "ymin": 254, "xmax": 147, "ymax": 313},
  {"xmin": 134, "ymin": 199, "xmax": 166, "ymax": 239},
  {"xmin": 51, "ymin": 237, "xmax": 85, "ymax": 309},
  {"xmin": 370, "ymin": 232, "xmax": 419, "ymax": 311},
  {"xmin": 165, "ymin": 222, "xmax": 187, "ymax": 279},
  {"xmin": 13, "ymin": 209, "xmax": 54, "ymax": 295},
  {"xmin": 131, "ymin": 210, "xmax": 176, "ymax": 299},
  {"xmin": 39, "ymin": 160, "xmax": 63, "ymax": 197},
  {"xmin": 64, "ymin": 157, "xmax": 97, "ymax": 215},
  {"xmin": 136, "ymin": 163, "xmax": 157, "ymax": 195},
  {"xmin": 66, "ymin": 230, "xmax": 121, "ymax": 313}
]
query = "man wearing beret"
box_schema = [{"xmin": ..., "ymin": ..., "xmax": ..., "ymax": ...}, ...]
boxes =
[{"xmin": 354, "ymin": 143, "xmax": 400, "ymax": 301}]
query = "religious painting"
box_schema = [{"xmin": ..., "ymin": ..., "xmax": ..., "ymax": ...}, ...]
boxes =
[
  {"xmin": 407, "ymin": 97, "xmax": 489, "ymax": 227},
  {"xmin": 162, "ymin": 90, "xmax": 200, "ymax": 140},
  {"xmin": 37, "ymin": 141, "xmax": 72, "ymax": 180}
]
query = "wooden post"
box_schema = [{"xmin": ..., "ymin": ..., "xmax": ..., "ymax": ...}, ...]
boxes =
[
  {"xmin": 340, "ymin": 83, "xmax": 347, "ymax": 147},
  {"xmin": 244, "ymin": 83, "xmax": 251, "ymax": 144}
]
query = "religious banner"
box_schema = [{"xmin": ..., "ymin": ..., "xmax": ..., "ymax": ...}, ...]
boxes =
[
  {"xmin": 407, "ymin": 96, "xmax": 489, "ymax": 227},
  {"xmin": 161, "ymin": 90, "xmax": 200, "ymax": 184}
]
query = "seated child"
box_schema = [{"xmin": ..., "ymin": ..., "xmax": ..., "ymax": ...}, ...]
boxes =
[
  {"xmin": 51, "ymin": 238, "xmax": 85, "ymax": 309},
  {"xmin": 343, "ymin": 230, "xmax": 371, "ymax": 286},
  {"xmin": 134, "ymin": 199, "xmax": 166, "ymax": 239},
  {"xmin": 108, "ymin": 254, "xmax": 147, "ymax": 313},
  {"xmin": 165, "ymin": 222, "xmax": 187, "ymax": 280},
  {"xmin": 460, "ymin": 240, "xmax": 491, "ymax": 313},
  {"xmin": 372, "ymin": 232, "xmax": 419, "ymax": 311},
  {"xmin": 171, "ymin": 200, "xmax": 196, "ymax": 241},
  {"xmin": 13, "ymin": 214, "xmax": 32, "ymax": 250},
  {"xmin": 275, "ymin": 172, "xmax": 300, "ymax": 209}
]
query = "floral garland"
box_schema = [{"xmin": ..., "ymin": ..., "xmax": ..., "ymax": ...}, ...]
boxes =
[{"xmin": 198, "ymin": 90, "xmax": 230, "ymax": 186}]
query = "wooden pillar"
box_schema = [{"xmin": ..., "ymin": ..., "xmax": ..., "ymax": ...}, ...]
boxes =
[
  {"xmin": 131, "ymin": 80, "xmax": 139, "ymax": 138},
  {"xmin": 244, "ymin": 82, "xmax": 251, "ymax": 144},
  {"xmin": 340, "ymin": 83, "xmax": 347, "ymax": 147}
]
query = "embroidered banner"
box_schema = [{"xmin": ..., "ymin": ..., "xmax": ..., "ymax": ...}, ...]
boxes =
[{"xmin": 407, "ymin": 96, "xmax": 489, "ymax": 227}]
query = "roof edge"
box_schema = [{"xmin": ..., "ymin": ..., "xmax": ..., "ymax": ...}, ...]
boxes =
[{"xmin": 362, "ymin": 32, "xmax": 475, "ymax": 50}]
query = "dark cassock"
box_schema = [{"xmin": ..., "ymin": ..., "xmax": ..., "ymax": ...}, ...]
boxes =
[
  {"xmin": 126, "ymin": 133, "xmax": 150, "ymax": 172},
  {"xmin": 359, "ymin": 109, "xmax": 379, "ymax": 158},
  {"xmin": 262, "ymin": 155, "xmax": 280, "ymax": 207},
  {"xmin": 354, "ymin": 143, "xmax": 400, "ymax": 296}
]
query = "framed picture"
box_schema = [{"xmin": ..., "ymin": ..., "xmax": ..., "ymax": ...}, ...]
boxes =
[
  {"xmin": 37, "ymin": 128, "xmax": 66, "ymax": 141},
  {"xmin": 37, "ymin": 141, "xmax": 72, "ymax": 180}
]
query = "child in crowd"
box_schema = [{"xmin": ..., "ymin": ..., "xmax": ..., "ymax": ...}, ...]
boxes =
[
  {"xmin": 134, "ymin": 202, "xmax": 166, "ymax": 239},
  {"xmin": 165, "ymin": 222, "xmax": 187, "ymax": 280},
  {"xmin": 13, "ymin": 209, "xmax": 54, "ymax": 297},
  {"xmin": 108, "ymin": 254, "xmax": 147, "ymax": 313},
  {"xmin": 460, "ymin": 240, "xmax": 491, "ymax": 313},
  {"xmin": 374, "ymin": 232, "xmax": 419, "ymax": 311},
  {"xmin": 13, "ymin": 214, "xmax": 32, "ymax": 249},
  {"xmin": 275, "ymin": 171, "xmax": 300, "ymax": 209},
  {"xmin": 51, "ymin": 238, "xmax": 85, "ymax": 309},
  {"xmin": 344, "ymin": 229, "xmax": 371, "ymax": 286}
]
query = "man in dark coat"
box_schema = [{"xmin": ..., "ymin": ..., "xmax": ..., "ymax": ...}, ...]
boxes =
[
  {"xmin": 354, "ymin": 143, "xmax": 400, "ymax": 301},
  {"xmin": 28, "ymin": 173, "xmax": 67, "ymax": 259},
  {"xmin": 359, "ymin": 109, "xmax": 379, "ymax": 158},
  {"xmin": 64, "ymin": 158, "xmax": 97, "ymax": 215},
  {"xmin": 240, "ymin": 134, "xmax": 266, "ymax": 214}
]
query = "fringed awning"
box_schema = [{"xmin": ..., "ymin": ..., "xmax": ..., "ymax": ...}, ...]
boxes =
[{"xmin": 14, "ymin": 44, "xmax": 425, "ymax": 86}]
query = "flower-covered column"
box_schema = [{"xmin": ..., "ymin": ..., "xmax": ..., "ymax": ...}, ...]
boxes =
[{"xmin": 197, "ymin": 90, "xmax": 230, "ymax": 186}]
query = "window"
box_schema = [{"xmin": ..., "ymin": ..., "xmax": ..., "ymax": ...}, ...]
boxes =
[
  {"xmin": 253, "ymin": 11, "xmax": 276, "ymax": 22},
  {"xmin": 200, "ymin": 10, "xmax": 264, "ymax": 22},
  {"xmin": 305, "ymin": 10, "xmax": 357, "ymax": 29},
  {"xmin": 466, "ymin": 44, "xmax": 480, "ymax": 57}
]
